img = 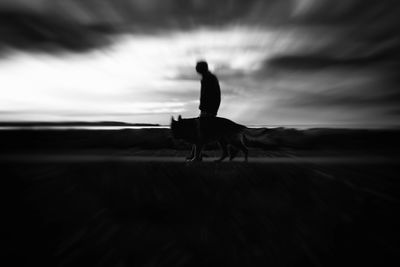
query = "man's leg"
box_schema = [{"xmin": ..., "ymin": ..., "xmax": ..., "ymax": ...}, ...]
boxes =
[
  {"xmin": 190, "ymin": 143, "xmax": 203, "ymax": 162},
  {"xmin": 215, "ymin": 140, "xmax": 228, "ymax": 162},
  {"xmin": 197, "ymin": 112, "xmax": 217, "ymax": 160},
  {"xmin": 186, "ymin": 116, "xmax": 202, "ymax": 161},
  {"xmin": 186, "ymin": 145, "xmax": 195, "ymax": 161}
]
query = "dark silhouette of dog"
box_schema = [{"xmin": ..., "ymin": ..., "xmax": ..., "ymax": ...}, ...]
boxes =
[{"xmin": 170, "ymin": 115, "xmax": 249, "ymax": 162}]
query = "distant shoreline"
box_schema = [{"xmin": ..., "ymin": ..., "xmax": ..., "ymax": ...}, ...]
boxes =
[
  {"xmin": 0, "ymin": 121, "xmax": 160, "ymax": 127},
  {"xmin": 0, "ymin": 121, "xmax": 398, "ymax": 130}
]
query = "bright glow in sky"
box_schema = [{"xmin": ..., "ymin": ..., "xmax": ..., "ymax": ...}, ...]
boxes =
[{"xmin": 0, "ymin": 26, "xmax": 301, "ymax": 124}]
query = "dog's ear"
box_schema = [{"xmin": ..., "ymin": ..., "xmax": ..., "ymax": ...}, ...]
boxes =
[
  {"xmin": 171, "ymin": 116, "xmax": 175, "ymax": 123},
  {"xmin": 178, "ymin": 115, "xmax": 182, "ymax": 121}
]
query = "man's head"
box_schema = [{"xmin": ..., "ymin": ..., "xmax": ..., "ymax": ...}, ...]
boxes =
[{"xmin": 196, "ymin": 61, "xmax": 209, "ymax": 75}]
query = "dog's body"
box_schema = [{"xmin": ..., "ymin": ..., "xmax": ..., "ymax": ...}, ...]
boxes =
[{"xmin": 170, "ymin": 115, "xmax": 249, "ymax": 162}]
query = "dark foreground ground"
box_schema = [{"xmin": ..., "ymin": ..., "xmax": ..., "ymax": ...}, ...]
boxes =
[
  {"xmin": 2, "ymin": 158, "xmax": 400, "ymax": 267},
  {"xmin": 1, "ymin": 128, "xmax": 400, "ymax": 266}
]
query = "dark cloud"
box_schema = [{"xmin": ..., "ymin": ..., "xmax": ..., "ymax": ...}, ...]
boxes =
[
  {"xmin": 271, "ymin": 0, "xmax": 400, "ymax": 70},
  {"xmin": 385, "ymin": 108, "xmax": 400, "ymax": 116},
  {"xmin": 0, "ymin": 0, "xmax": 294, "ymax": 53},
  {"xmin": 278, "ymin": 86, "xmax": 400, "ymax": 111},
  {"xmin": 263, "ymin": 0, "xmax": 400, "ymax": 119},
  {"xmin": 2, "ymin": 0, "xmax": 400, "ymax": 58},
  {"xmin": 267, "ymin": 55, "xmax": 367, "ymax": 71},
  {"xmin": 0, "ymin": 9, "xmax": 115, "ymax": 54},
  {"xmin": 85, "ymin": 0, "xmax": 291, "ymax": 28},
  {"xmin": 294, "ymin": 0, "xmax": 400, "ymax": 26},
  {"xmin": 266, "ymin": 49, "xmax": 400, "ymax": 72}
]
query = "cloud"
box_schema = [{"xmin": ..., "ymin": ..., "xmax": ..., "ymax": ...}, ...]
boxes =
[
  {"xmin": 0, "ymin": 9, "xmax": 114, "ymax": 54},
  {"xmin": 0, "ymin": 0, "xmax": 296, "ymax": 53},
  {"xmin": 2, "ymin": 0, "xmax": 400, "ymax": 59},
  {"xmin": 267, "ymin": 54, "xmax": 386, "ymax": 71},
  {"xmin": 259, "ymin": 0, "xmax": 400, "ymax": 120},
  {"xmin": 278, "ymin": 88, "xmax": 400, "ymax": 109},
  {"xmin": 291, "ymin": 0, "xmax": 400, "ymax": 66}
]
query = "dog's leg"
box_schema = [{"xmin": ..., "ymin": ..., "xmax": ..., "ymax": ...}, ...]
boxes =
[
  {"xmin": 241, "ymin": 145, "xmax": 249, "ymax": 162},
  {"xmin": 190, "ymin": 143, "xmax": 203, "ymax": 162},
  {"xmin": 239, "ymin": 137, "xmax": 249, "ymax": 162},
  {"xmin": 229, "ymin": 146, "xmax": 239, "ymax": 161},
  {"xmin": 215, "ymin": 140, "xmax": 228, "ymax": 162},
  {"xmin": 186, "ymin": 145, "xmax": 195, "ymax": 161},
  {"xmin": 232, "ymin": 135, "xmax": 248, "ymax": 162}
]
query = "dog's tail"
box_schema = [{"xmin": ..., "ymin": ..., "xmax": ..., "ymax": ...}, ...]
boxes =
[{"xmin": 242, "ymin": 127, "xmax": 271, "ymax": 146}]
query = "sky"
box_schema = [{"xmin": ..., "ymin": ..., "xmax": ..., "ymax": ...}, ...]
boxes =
[{"xmin": 1, "ymin": 0, "xmax": 400, "ymax": 127}]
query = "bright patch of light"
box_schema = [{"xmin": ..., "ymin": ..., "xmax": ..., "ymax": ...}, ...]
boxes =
[{"xmin": 0, "ymin": 26, "xmax": 294, "ymax": 123}]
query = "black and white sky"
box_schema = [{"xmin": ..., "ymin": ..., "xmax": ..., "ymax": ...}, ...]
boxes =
[{"xmin": 1, "ymin": 0, "xmax": 400, "ymax": 126}]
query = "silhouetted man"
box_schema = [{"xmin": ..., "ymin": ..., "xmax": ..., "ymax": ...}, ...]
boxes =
[
  {"xmin": 196, "ymin": 61, "xmax": 221, "ymax": 117},
  {"xmin": 187, "ymin": 61, "xmax": 221, "ymax": 161}
]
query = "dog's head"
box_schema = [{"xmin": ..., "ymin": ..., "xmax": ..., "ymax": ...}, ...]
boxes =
[{"xmin": 170, "ymin": 115, "xmax": 184, "ymax": 139}]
